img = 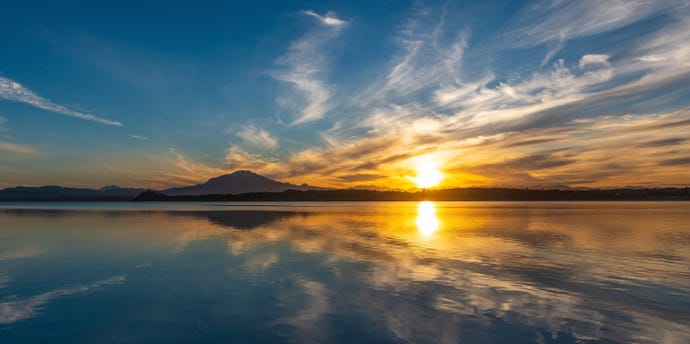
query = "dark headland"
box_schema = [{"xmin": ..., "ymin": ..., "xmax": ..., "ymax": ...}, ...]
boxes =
[{"xmin": 133, "ymin": 187, "xmax": 690, "ymax": 202}]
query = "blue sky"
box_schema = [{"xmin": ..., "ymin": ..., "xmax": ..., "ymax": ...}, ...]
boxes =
[{"xmin": 1, "ymin": 0, "xmax": 689, "ymax": 189}]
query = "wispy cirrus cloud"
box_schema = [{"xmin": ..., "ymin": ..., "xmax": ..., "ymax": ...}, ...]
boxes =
[
  {"xmin": 359, "ymin": 1, "xmax": 690, "ymax": 134},
  {"xmin": 0, "ymin": 141, "xmax": 39, "ymax": 155},
  {"xmin": 0, "ymin": 76, "xmax": 122, "ymax": 126},
  {"xmin": 431, "ymin": 54, "xmax": 615, "ymax": 130},
  {"xmin": 508, "ymin": 0, "xmax": 676, "ymax": 64},
  {"xmin": 269, "ymin": 10, "xmax": 347, "ymax": 124},
  {"xmin": 356, "ymin": 7, "xmax": 468, "ymax": 106}
]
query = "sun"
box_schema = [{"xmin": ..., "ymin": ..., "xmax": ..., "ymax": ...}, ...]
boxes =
[{"xmin": 409, "ymin": 164, "xmax": 443, "ymax": 188}]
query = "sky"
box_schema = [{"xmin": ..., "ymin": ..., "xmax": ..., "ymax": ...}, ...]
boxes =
[{"xmin": 1, "ymin": 0, "xmax": 690, "ymax": 190}]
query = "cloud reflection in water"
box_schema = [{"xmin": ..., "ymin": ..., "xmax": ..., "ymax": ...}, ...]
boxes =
[
  {"xmin": 0, "ymin": 203, "xmax": 689, "ymax": 343},
  {"xmin": 0, "ymin": 276, "xmax": 126, "ymax": 324}
]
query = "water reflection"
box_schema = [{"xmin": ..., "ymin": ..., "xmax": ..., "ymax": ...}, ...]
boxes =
[
  {"xmin": 416, "ymin": 201, "xmax": 440, "ymax": 237},
  {"xmin": 1, "ymin": 202, "xmax": 689, "ymax": 343},
  {"xmin": 0, "ymin": 276, "xmax": 126, "ymax": 325}
]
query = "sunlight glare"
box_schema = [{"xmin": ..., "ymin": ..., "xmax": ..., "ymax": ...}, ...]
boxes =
[
  {"xmin": 416, "ymin": 201, "xmax": 440, "ymax": 236},
  {"xmin": 410, "ymin": 164, "xmax": 443, "ymax": 188}
]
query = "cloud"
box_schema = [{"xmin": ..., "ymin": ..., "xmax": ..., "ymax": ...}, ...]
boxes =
[
  {"xmin": 303, "ymin": 10, "xmax": 347, "ymax": 27},
  {"xmin": 224, "ymin": 146, "xmax": 280, "ymax": 172},
  {"xmin": 270, "ymin": 10, "xmax": 347, "ymax": 124},
  {"xmin": 150, "ymin": 3, "xmax": 690, "ymax": 189},
  {"xmin": 432, "ymin": 56, "xmax": 614, "ymax": 125},
  {"xmin": 357, "ymin": 8, "xmax": 468, "ymax": 105},
  {"xmin": 459, "ymin": 112, "xmax": 690, "ymax": 187},
  {"xmin": 263, "ymin": 111, "xmax": 690, "ymax": 188},
  {"xmin": 276, "ymin": 279, "xmax": 331, "ymax": 342},
  {"xmin": 164, "ymin": 148, "xmax": 227, "ymax": 185},
  {"xmin": 0, "ymin": 247, "xmax": 40, "ymax": 260},
  {"xmin": 660, "ymin": 157, "xmax": 690, "ymax": 166},
  {"xmin": 236, "ymin": 125, "xmax": 277, "ymax": 149},
  {"xmin": 336, "ymin": 173, "xmax": 387, "ymax": 182},
  {"xmin": 509, "ymin": 0, "xmax": 674, "ymax": 61},
  {"xmin": 231, "ymin": 2, "xmax": 688, "ymax": 188},
  {"xmin": 0, "ymin": 275, "xmax": 125, "ymax": 324},
  {"xmin": 383, "ymin": 35, "xmax": 467, "ymax": 98},
  {"xmin": 637, "ymin": 138, "xmax": 686, "ymax": 147},
  {"xmin": 192, "ymin": 208, "xmax": 690, "ymax": 343},
  {"xmin": 217, "ymin": 113, "xmax": 446, "ymax": 188},
  {"xmin": 475, "ymin": 153, "xmax": 578, "ymax": 172},
  {"xmin": 0, "ymin": 77, "xmax": 122, "ymax": 126},
  {"xmin": 129, "ymin": 134, "xmax": 149, "ymax": 140},
  {"xmin": 0, "ymin": 141, "xmax": 39, "ymax": 155},
  {"xmin": 579, "ymin": 54, "xmax": 611, "ymax": 69}
]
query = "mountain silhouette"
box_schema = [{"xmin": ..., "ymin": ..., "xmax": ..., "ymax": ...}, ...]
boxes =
[
  {"xmin": 162, "ymin": 170, "xmax": 322, "ymax": 196},
  {"xmin": 0, "ymin": 185, "xmax": 145, "ymax": 200},
  {"xmin": 0, "ymin": 171, "xmax": 322, "ymax": 200}
]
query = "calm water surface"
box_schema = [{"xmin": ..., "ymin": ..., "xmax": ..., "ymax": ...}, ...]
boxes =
[{"xmin": 1, "ymin": 202, "xmax": 689, "ymax": 343}]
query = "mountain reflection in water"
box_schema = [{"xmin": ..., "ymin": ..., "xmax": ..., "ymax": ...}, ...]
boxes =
[{"xmin": 1, "ymin": 202, "xmax": 689, "ymax": 343}]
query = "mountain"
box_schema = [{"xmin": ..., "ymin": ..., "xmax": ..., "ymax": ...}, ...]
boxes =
[
  {"xmin": 0, "ymin": 185, "xmax": 146, "ymax": 201},
  {"xmin": 0, "ymin": 171, "xmax": 323, "ymax": 200},
  {"xmin": 162, "ymin": 170, "xmax": 323, "ymax": 196}
]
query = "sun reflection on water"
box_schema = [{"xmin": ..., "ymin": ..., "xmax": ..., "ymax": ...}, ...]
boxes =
[{"xmin": 416, "ymin": 201, "xmax": 440, "ymax": 237}]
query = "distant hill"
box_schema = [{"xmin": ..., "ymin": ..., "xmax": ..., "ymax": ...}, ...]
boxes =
[
  {"xmin": 0, "ymin": 170, "xmax": 324, "ymax": 201},
  {"xmin": 0, "ymin": 185, "xmax": 145, "ymax": 201},
  {"xmin": 162, "ymin": 170, "xmax": 323, "ymax": 196}
]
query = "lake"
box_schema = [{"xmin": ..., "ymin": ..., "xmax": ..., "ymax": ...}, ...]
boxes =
[{"xmin": 1, "ymin": 202, "xmax": 689, "ymax": 343}]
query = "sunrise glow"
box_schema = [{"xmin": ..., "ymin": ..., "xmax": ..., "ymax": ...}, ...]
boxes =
[
  {"xmin": 2, "ymin": 2, "xmax": 690, "ymax": 342},
  {"xmin": 409, "ymin": 164, "xmax": 443, "ymax": 189}
]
